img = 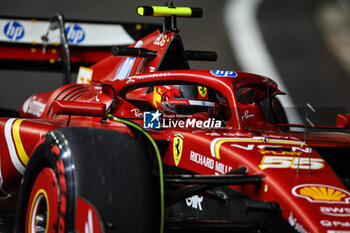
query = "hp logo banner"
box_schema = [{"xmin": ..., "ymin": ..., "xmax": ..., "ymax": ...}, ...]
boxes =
[
  {"xmin": 210, "ymin": 70, "xmax": 237, "ymax": 78},
  {"xmin": 4, "ymin": 21, "xmax": 25, "ymax": 41},
  {"xmin": 65, "ymin": 24, "xmax": 85, "ymax": 44}
]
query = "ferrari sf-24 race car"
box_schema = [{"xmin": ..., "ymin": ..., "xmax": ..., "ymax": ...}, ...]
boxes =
[{"xmin": 0, "ymin": 5, "xmax": 349, "ymax": 233}]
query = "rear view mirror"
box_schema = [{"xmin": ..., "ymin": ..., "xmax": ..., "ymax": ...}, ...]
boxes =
[{"xmin": 336, "ymin": 114, "xmax": 350, "ymax": 129}]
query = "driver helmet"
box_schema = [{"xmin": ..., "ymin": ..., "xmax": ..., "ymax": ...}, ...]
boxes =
[{"xmin": 152, "ymin": 84, "xmax": 218, "ymax": 117}]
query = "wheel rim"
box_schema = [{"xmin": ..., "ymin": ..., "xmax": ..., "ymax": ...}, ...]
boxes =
[
  {"xmin": 30, "ymin": 190, "xmax": 48, "ymax": 233},
  {"xmin": 25, "ymin": 167, "xmax": 59, "ymax": 233}
]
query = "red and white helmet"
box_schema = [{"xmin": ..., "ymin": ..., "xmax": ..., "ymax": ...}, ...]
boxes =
[{"xmin": 152, "ymin": 84, "xmax": 219, "ymax": 116}]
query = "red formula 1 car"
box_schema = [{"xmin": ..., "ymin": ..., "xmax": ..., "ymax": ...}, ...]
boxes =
[{"xmin": 0, "ymin": 5, "xmax": 349, "ymax": 233}]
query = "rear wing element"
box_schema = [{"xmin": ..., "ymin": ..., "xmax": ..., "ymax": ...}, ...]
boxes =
[
  {"xmin": 0, "ymin": 15, "xmax": 161, "ymax": 80},
  {"xmin": 0, "ymin": 17, "xmax": 134, "ymax": 46}
]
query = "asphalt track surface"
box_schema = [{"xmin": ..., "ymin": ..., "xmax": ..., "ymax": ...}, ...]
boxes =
[
  {"xmin": 259, "ymin": 0, "xmax": 350, "ymax": 124},
  {"xmin": 0, "ymin": 0, "xmax": 349, "ymax": 125}
]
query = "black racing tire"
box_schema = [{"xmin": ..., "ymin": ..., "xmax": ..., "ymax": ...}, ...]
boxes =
[
  {"xmin": 15, "ymin": 127, "xmax": 157, "ymax": 233},
  {"xmin": 14, "ymin": 138, "xmax": 69, "ymax": 233}
]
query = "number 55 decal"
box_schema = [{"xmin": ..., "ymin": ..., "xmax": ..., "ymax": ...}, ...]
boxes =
[{"xmin": 259, "ymin": 156, "xmax": 324, "ymax": 170}]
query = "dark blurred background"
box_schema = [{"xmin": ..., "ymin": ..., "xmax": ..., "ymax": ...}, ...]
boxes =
[{"xmin": 1, "ymin": 0, "xmax": 350, "ymax": 125}]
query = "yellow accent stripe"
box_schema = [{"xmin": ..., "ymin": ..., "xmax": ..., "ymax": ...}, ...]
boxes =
[
  {"xmin": 12, "ymin": 119, "xmax": 29, "ymax": 166},
  {"xmin": 29, "ymin": 189, "xmax": 49, "ymax": 233},
  {"xmin": 214, "ymin": 139, "xmax": 264, "ymax": 159},
  {"xmin": 214, "ymin": 138, "xmax": 305, "ymax": 159},
  {"xmin": 153, "ymin": 87, "xmax": 162, "ymax": 108}
]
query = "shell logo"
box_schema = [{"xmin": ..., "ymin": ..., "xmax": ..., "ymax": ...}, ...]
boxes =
[{"xmin": 292, "ymin": 184, "xmax": 350, "ymax": 204}]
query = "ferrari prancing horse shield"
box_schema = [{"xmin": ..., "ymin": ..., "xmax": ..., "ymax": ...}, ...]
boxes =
[
  {"xmin": 198, "ymin": 86, "xmax": 208, "ymax": 98},
  {"xmin": 173, "ymin": 136, "xmax": 183, "ymax": 166}
]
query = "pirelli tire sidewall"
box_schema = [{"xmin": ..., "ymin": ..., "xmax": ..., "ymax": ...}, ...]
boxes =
[
  {"xmin": 15, "ymin": 127, "xmax": 156, "ymax": 233},
  {"xmin": 15, "ymin": 128, "xmax": 75, "ymax": 233}
]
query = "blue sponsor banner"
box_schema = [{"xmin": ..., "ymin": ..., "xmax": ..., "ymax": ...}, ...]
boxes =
[
  {"xmin": 113, "ymin": 57, "xmax": 135, "ymax": 81},
  {"xmin": 210, "ymin": 70, "xmax": 237, "ymax": 77}
]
